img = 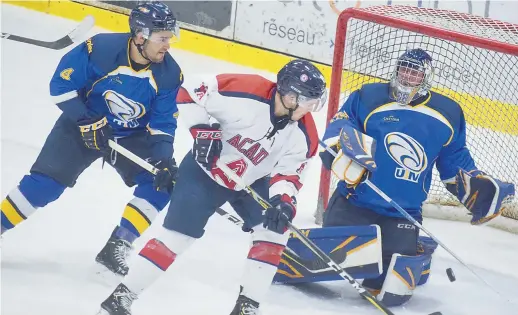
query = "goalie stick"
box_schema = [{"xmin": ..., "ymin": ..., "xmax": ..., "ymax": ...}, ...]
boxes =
[
  {"xmin": 107, "ymin": 140, "xmax": 442, "ymax": 315},
  {"xmin": 215, "ymin": 160, "xmax": 448, "ymax": 315},
  {"xmin": 318, "ymin": 139, "xmax": 513, "ymax": 304},
  {"xmin": 1, "ymin": 15, "xmax": 95, "ymax": 50},
  {"xmin": 215, "ymin": 160, "xmax": 397, "ymax": 315}
]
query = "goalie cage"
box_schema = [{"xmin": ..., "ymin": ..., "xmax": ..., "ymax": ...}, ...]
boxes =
[{"xmin": 316, "ymin": 5, "xmax": 518, "ymax": 234}]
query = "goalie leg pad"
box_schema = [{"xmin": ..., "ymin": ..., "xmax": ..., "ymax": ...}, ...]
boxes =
[
  {"xmin": 273, "ymin": 224, "xmax": 382, "ymax": 284},
  {"xmin": 417, "ymin": 236, "xmax": 438, "ymax": 286},
  {"xmin": 378, "ymin": 253, "xmax": 430, "ymax": 306}
]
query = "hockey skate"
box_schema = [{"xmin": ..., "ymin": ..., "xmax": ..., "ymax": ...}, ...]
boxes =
[
  {"xmin": 229, "ymin": 294, "xmax": 260, "ymax": 315},
  {"xmin": 95, "ymin": 227, "xmax": 132, "ymax": 276},
  {"xmin": 98, "ymin": 283, "xmax": 138, "ymax": 315}
]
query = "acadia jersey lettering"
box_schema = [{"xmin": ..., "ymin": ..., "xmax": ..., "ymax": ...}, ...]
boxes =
[{"xmin": 177, "ymin": 74, "xmax": 318, "ymax": 197}]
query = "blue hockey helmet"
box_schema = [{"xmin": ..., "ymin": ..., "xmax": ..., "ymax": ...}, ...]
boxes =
[
  {"xmin": 390, "ymin": 48, "xmax": 433, "ymax": 104},
  {"xmin": 277, "ymin": 59, "xmax": 327, "ymax": 112},
  {"xmin": 129, "ymin": 2, "xmax": 179, "ymax": 42}
]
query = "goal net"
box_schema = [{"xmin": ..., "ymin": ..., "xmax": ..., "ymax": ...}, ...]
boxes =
[{"xmin": 316, "ymin": 5, "xmax": 518, "ymax": 233}]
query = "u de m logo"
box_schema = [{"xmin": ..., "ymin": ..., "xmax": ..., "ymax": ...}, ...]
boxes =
[{"xmin": 384, "ymin": 132, "xmax": 428, "ymax": 183}]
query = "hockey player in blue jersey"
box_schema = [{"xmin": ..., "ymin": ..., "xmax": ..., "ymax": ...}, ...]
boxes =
[
  {"xmin": 0, "ymin": 2, "xmax": 183, "ymax": 277},
  {"xmin": 320, "ymin": 48, "xmax": 515, "ymax": 306}
]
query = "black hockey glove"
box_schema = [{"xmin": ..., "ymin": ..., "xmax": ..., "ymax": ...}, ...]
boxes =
[
  {"xmin": 190, "ymin": 123, "xmax": 223, "ymax": 171},
  {"xmin": 263, "ymin": 194, "xmax": 296, "ymax": 234},
  {"xmin": 77, "ymin": 116, "xmax": 113, "ymax": 151},
  {"xmin": 151, "ymin": 158, "xmax": 178, "ymax": 194}
]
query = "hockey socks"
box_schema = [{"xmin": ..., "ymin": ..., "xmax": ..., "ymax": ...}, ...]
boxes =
[
  {"xmin": 240, "ymin": 226, "xmax": 289, "ymax": 304},
  {"xmin": 119, "ymin": 181, "xmax": 169, "ymax": 240},
  {"xmin": 119, "ymin": 197, "xmax": 160, "ymax": 241},
  {"xmin": 1, "ymin": 174, "xmax": 65, "ymax": 233},
  {"xmin": 122, "ymin": 227, "xmax": 194, "ymax": 294},
  {"xmin": 1, "ymin": 187, "xmax": 36, "ymax": 232}
]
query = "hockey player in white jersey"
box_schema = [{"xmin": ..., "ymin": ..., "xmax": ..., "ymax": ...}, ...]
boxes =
[{"xmin": 97, "ymin": 59, "xmax": 326, "ymax": 315}]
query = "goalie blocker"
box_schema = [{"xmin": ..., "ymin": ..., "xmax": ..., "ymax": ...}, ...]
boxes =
[{"xmin": 446, "ymin": 169, "xmax": 515, "ymax": 225}]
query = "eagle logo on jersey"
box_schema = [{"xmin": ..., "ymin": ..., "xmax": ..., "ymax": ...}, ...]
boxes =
[
  {"xmin": 384, "ymin": 132, "xmax": 428, "ymax": 183},
  {"xmin": 103, "ymin": 90, "xmax": 146, "ymax": 128}
]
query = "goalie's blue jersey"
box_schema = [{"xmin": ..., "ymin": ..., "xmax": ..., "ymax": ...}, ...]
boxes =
[
  {"xmin": 49, "ymin": 33, "xmax": 183, "ymax": 138},
  {"xmin": 322, "ymin": 83, "xmax": 477, "ymax": 220}
]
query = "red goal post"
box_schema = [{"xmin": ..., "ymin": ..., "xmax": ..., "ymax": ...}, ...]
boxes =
[{"xmin": 317, "ymin": 5, "xmax": 518, "ymax": 232}]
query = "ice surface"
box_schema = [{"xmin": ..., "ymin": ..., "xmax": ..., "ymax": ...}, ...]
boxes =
[{"xmin": 1, "ymin": 4, "xmax": 517, "ymax": 315}]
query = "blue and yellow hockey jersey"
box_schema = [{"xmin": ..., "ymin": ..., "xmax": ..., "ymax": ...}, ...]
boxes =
[
  {"xmin": 49, "ymin": 33, "xmax": 183, "ymax": 143},
  {"xmin": 322, "ymin": 83, "xmax": 477, "ymax": 219}
]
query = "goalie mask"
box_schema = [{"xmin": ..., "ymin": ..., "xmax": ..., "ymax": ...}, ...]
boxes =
[{"xmin": 390, "ymin": 49, "xmax": 433, "ymax": 105}]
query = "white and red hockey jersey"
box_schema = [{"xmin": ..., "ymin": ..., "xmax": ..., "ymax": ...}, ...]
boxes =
[{"xmin": 176, "ymin": 73, "xmax": 318, "ymax": 198}]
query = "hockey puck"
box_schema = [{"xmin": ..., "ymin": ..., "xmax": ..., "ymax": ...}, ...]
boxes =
[
  {"xmin": 446, "ymin": 268, "xmax": 456, "ymax": 282},
  {"xmin": 428, "ymin": 312, "xmax": 443, "ymax": 315}
]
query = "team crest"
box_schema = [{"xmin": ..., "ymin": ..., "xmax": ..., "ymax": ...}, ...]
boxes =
[
  {"xmin": 384, "ymin": 132, "xmax": 427, "ymax": 183},
  {"xmin": 103, "ymin": 90, "xmax": 146, "ymax": 128}
]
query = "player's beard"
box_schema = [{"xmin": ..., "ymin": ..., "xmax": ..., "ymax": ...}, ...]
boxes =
[
  {"xmin": 143, "ymin": 45, "xmax": 166, "ymax": 63},
  {"xmin": 148, "ymin": 51, "xmax": 165, "ymax": 63}
]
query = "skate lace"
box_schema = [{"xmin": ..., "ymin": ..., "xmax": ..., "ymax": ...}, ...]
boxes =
[
  {"xmin": 113, "ymin": 290, "xmax": 138, "ymax": 310},
  {"xmin": 114, "ymin": 240, "xmax": 132, "ymax": 268}
]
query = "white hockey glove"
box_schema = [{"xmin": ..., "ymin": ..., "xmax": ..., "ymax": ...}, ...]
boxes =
[{"xmin": 321, "ymin": 124, "xmax": 377, "ymax": 185}]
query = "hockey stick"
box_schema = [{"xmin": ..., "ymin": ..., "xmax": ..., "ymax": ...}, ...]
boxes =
[
  {"xmin": 214, "ymin": 160, "xmax": 398, "ymax": 315},
  {"xmin": 108, "ymin": 139, "xmax": 444, "ymax": 313},
  {"xmin": 107, "ymin": 141, "xmax": 304, "ymax": 260},
  {"xmin": 1, "ymin": 15, "xmax": 95, "ymax": 50},
  {"xmin": 107, "ymin": 140, "xmax": 247, "ymax": 230},
  {"xmin": 108, "ymin": 140, "xmax": 159, "ymax": 175},
  {"xmin": 107, "ymin": 140, "xmax": 393, "ymax": 314},
  {"xmin": 318, "ymin": 139, "xmax": 511, "ymax": 303}
]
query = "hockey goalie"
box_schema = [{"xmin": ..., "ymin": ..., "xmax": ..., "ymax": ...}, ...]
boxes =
[{"xmin": 274, "ymin": 48, "xmax": 515, "ymax": 307}]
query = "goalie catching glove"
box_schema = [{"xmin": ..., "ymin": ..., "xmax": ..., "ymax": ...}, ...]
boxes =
[
  {"xmin": 190, "ymin": 123, "xmax": 223, "ymax": 170},
  {"xmin": 447, "ymin": 169, "xmax": 515, "ymax": 225},
  {"xmin": 320, "ymin": 122, "xmax": 377, "ymax": 185}
]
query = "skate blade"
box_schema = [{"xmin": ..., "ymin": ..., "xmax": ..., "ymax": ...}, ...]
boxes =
[{"xmin": 96, "ymin": 308, "xmax": 110, "ymax": 315}]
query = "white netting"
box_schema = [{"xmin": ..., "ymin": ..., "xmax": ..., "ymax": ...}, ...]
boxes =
[{"xmin": 318, "ymin": 5, "xmax": 518, "ymax": 230}]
